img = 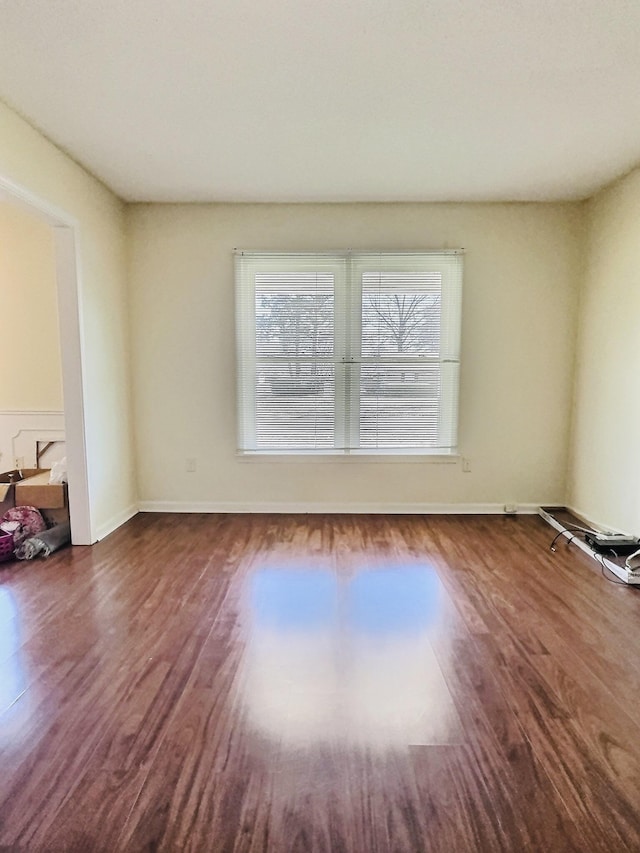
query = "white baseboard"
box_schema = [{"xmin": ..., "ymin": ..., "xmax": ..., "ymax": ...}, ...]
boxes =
[
  {"xmin": 138, "ymin": 500, "xmax": 542, "ymax": 515},
  {"xmin": 91, "ymin": 500, "xmax": 544, "ymax": 540},
  {"xmin": 95, "ymin": 504, "xmax": 139, "ymax": 541}
]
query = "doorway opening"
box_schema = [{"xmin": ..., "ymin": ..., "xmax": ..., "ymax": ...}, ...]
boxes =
[{"xmin": 0, "ymin": 174, "xmax": 92, "ymax": 544}]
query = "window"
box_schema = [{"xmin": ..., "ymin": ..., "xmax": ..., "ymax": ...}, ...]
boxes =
[{"xmin": 235, "ymin": 251, "xmax": 463, "ymax": 454}]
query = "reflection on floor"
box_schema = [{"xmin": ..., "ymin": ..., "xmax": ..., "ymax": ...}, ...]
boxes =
[
  {"xmin": 242, "ymin": 562, "xmax": 462, "ymax": 748},
  {"xmin": 2, "ymin": 512, "xmax": 640, "ymax": 852},
  {"xmin": 0, "ymin": 588, "xmax": 26, "ymax": 713}
]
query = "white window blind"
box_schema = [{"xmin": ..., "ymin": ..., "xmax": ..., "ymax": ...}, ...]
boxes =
[{"xmin": 235, "ymin": 251, "xmax": 463, "ymax": 454}]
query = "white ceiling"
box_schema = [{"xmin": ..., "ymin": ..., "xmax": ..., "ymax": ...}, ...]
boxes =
[{"xmin": 0, "ymin": 0, "xmax": 639, "ymax": 203}]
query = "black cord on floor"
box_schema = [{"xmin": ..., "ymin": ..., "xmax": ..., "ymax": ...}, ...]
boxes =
[
  {"xmin": 549, "ymin": 522, "xmax": 601, "ymax": 552},
  {"xmin": 549, "ymin": 528, "xmax": 638, "ymax": 588},
  {"xmin": 550, "ymin": 529, "xmax": 576, "ymax": 551}
]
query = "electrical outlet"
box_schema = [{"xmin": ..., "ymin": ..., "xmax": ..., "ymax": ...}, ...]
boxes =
[
  {"xmin": 186, "ymin": 458, "xmax": 197, "ymax": 473},
  {"xmin": 15, "ymin": 456, "xmax": 24, "ymax": 469},
  {"xmin": 462, "ymin": 458, "xmax": 472, "ymax": 473}
]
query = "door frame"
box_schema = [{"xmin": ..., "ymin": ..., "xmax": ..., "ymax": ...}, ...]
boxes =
[{"xmin": 0, "ymin": 173, "xmax": 92, "ymax": 544}]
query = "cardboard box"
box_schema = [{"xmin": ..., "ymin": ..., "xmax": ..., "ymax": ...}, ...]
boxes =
[
  {"xmin": 0, "ymin": 469, "xmax": 41, "ymax": 516},
  {"xmin": 15, "ymin": 470, "xmax": 67, "ymax": 509},
  {"xmin": 0, "ymin": 482, "xmax": 12, "ymax": 517}
]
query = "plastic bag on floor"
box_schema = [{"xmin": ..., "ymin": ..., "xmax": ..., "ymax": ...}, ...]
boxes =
[{"xmin": 16, "ymin": 522, "xmax": 71, "ymax": 560}]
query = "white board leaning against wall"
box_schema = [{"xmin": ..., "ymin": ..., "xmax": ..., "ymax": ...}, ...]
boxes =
[{"xmin": 0, "ymin": 410, "xmax": 65, "ymax": 472}]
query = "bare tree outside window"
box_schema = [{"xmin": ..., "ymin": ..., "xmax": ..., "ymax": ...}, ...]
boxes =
[
  {"xmin": 362, "ymin": 291, "xmax": 441, "ymax": 357},
  {"xmin": 361, "ymin": 274, "xmax": 441, "ymax": 402},
  {"xmin": 256, "ymin": 274, "xmax": 334, "ymax": 396}
]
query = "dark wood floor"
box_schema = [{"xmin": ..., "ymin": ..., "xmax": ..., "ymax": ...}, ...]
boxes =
[{"xmin": 1, "ymin": 512, "xmax": 640, "ymax": 852}]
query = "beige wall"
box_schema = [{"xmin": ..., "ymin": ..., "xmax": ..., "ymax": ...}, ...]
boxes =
[
  {"xmin": 568, "ymin": 168, "xmax": 640, "ymax": 534},
  {"xmin": 129, "ymin": 202, "xmax": 582, "ymax": 510},
  {"xmin": 0, "ymin": 201, "xmax": 63, "ymax": 410},
  {"xmin": 1, "ymin": 93, "xmax": 636, "ymax": 531},
  {"xmin": 0, "ymin": 100, "xmax": 136, "ymax": 539}
]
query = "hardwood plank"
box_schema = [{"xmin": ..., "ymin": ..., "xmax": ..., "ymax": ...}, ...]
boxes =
[{"xmin": 1, "ymin": 512, "xmax": 639, "ymax": 851}]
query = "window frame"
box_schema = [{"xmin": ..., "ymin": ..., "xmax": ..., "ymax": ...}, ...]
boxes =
[{"xmin": 235, "ymin": 250, "xmax": 463, "ymax": 457}]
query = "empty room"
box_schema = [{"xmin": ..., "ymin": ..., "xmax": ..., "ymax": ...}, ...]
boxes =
[{"xmin": 1, "ymin": 1, "xmax": 639, "ymax": 851}]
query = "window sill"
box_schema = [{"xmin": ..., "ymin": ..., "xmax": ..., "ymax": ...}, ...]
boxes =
[{"xmin": 236, "ymin": 451, "xmax": 460, "ymax": 464}]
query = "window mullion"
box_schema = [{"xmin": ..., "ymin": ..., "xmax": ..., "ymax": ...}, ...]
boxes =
[
  {"xmin": 346, "ymin": 254, "xmax": 362, "ymax": 450},
  {"xmin": 333, "ymin": 257, "xmax": 349, "ymax": 450}
]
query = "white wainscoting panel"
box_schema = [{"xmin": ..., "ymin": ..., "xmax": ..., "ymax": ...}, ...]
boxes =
[{"xmin": 0, "ymin": 410, "xmax": 65, "ymax": 470}]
